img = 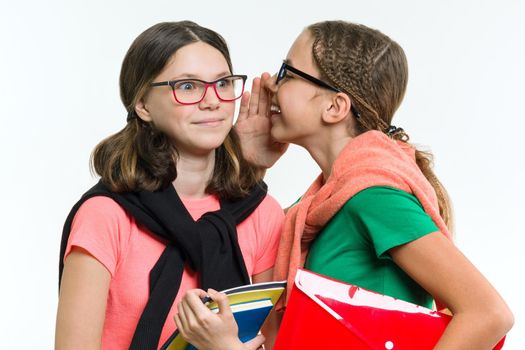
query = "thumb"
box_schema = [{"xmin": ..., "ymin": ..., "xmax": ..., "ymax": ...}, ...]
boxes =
[
  {"xmin": 244, "ymin": 334, "xmax": 266, "ymax": 349},
  {"xmin": 208, "ymin": 289, "xmax": 232, "ymax": 316}
]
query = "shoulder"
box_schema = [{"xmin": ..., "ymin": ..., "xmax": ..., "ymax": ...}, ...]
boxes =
[
  {"xmin": 339, "ymin": 186, "xmax": 438, "ymax": 244},
  {"xmin": 77, "ymin": 195, "xmax": 124, "ymax": 211},
  {"xmin": 72, "ymin": 196, "xmax": 132, "ymax": 231},
  {"xmin": 258, "ymin": 194, "xmax": 284, "ymax": 214},
  {"xmin": 251, "ymin": 194, "xmax": 285, "ymax": 226},
  {"xmin": 343, "ymin": 186, "xmax": 423, "ymax": 214},
  {"xmin": 239, "ymin": 193, "xmax": 284, "ymax": 237},
  {"xmin": 64, "ymin": 196, "xmax": 135, "ymax": 276}
]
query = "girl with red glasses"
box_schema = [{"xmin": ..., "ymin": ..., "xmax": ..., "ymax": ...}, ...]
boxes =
[{"xmin": 55, "ymin": 21, "xmax": 284, "ymax": 350}]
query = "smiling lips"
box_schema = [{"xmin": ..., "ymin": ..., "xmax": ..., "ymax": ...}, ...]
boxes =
[{"xmin": 192, "ymin": 118, "xmax": 224, "ymax": 126}]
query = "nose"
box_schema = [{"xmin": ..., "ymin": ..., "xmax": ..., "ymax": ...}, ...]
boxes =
[
  {"xmin": 264, "ymin": 73, "xmax": 279, "ymax": 94},
  {"xmin": 199, "ymin": 84, "xmax": 220, "ymax": 109}
]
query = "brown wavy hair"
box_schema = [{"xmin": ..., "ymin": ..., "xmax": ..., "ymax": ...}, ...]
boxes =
[
  {"xmin": 91, "ymin": 21, "xmax": 263, "ymax": 199},
  {"xmin": 307, "ymin": 21, "xmax": 453, "ymax": 229}
]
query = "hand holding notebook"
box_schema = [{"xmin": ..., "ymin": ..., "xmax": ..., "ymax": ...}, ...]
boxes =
[{"xmin": 166, "ymin": 281, "xmax": 286, "ymax": 350}]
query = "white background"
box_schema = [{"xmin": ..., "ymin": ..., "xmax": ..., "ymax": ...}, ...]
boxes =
[{"xmin": 1, "ymin": 0, "xmax": 524, "ymax": 348}]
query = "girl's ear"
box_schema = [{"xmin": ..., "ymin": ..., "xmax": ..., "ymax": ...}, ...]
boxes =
[
  {"xmin": 321, "ymin": 92, "xmax": 352, "ymax": 125},
  {"xmin": 135, "ymin": 98, "xmax": 152, "ymax": 122}
]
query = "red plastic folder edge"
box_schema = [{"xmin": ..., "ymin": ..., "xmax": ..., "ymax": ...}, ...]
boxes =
[{"xmin": 274, "ymin": 269, "xmax": 505, "ymax": 350}]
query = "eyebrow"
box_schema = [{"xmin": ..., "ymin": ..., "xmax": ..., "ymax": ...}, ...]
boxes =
[{"xmin": 169, "ymin": 71, "xmax": 231, "ymax": 81}]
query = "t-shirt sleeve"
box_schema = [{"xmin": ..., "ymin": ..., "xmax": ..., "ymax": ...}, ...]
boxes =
[
  {"xmin": 344, "ymin": 186, "xmax": 439, "ymax": 259},
  {"xmin": 252, "ymin": 195, "xmax": 285, "ymax": 275},
  {"xmin": 64, "ymin": 196, "xmax": 131, "ymax": 277}
]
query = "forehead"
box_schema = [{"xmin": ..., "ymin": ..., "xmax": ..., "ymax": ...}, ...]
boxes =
[
  {"xmin": 158, "ymin": 41, "xmax": 230, "ymax": 80},
  {"xmin": 286, "ymin": 30, "xmax": 317, "ymax": 72}
]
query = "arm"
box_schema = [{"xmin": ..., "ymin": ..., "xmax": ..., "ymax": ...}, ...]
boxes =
[
  {"xmin": 55, "ymin": 247, "xmax": 111, "ymax": 350},
  {"xmin": 235, "ymin": 73, "xmax": 288, "ymax": 169},
  {"xmin": 389, "ymin": 232, "xmax": 514, "ymax": 349}
]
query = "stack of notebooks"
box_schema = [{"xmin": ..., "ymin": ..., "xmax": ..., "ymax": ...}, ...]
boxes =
[{"xmin": 161, "ymin": 281, "xmax": 286, "ymax": 350}]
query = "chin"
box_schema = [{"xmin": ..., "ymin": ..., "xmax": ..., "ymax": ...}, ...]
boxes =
[
  {"xmin": 270, "ymin": 126, "xmax": 289, "ymax": 144},
  {"xmin": 200, "ymin": 136, "xmax": 229, "ymax": 152}
]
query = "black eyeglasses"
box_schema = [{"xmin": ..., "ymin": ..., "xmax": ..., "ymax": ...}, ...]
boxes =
[
  {"xmin": 150, "ymin": 75, "xmax": 247, "ymax": 105},
  {"xmin": 276, "ymin": 61, "xmax": 360, "ymax": 118}
]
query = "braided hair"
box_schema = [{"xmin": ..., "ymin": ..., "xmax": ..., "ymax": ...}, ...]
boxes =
[{"xmin": 307, "ymin": 21, "xmax": 452, "ymax": 229}]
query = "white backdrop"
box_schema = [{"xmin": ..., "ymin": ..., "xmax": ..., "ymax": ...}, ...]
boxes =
[{"xmin": 1, "ymin": 0, "xmax": 524, "ymax": 348}]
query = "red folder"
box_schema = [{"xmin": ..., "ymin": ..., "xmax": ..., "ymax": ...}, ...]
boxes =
[{"xmin": 274, "ymin": 269, "xmax": 505, "ymax": 349}]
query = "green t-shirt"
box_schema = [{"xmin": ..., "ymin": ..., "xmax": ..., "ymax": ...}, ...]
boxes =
[{"xmin": 304, "ymin": 186, "xmax": 438, "ymax": 308}]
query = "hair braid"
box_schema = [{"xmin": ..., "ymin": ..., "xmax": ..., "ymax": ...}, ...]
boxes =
[{"xmin": 306, "ymin": 20, "xmax": 453, "ymax": 230}]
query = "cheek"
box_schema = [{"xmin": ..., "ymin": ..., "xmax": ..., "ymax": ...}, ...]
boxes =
[
  {"xmin": 278, "ymin": 82, "xmax": 312, "ymax": 110},
  {"xmin": 147, "ymin": 101, "xmax": 173, "ymax": 124},
  {"xmin": 277, "ymin": 87, "xmax": 292, "ymax": 115},
  {"xmin": 223, "ymin": 103, "xmax": 235, "ymax": 122},
  {"xmin": 147, "ymin": 89, "xmax": 175, "ymax": 111},
  {"xmin": 279, "ymin": 91, "xmax": 305, "ymax": 120},
  {"xmin": 151, "ymin": 106, "xmax": 190, "ymax": 133}
]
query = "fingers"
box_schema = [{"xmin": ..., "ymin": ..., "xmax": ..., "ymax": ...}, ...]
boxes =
[
  {"xmin": 237, "ymin": 91, "xmax": 251, "ymax": 122},
  {"xmin": 183, "ymin": 289, "xmax": 214, "ymax": 315},
  {"xmin": 244, "ymin": 334, "xmax": 266, "ymax": 349},
  {"xmin": 176, "ymin": 288, "xmax": 210, "ymax": 335},
  {"xmin": 239, "ymin": 73, "xmax": 272, "ymax": 123},
  {"xmin": 176, "ymin": 300, "xmax": 190, "ymax": 338},
  {"xmin": 186, "ymin": 288, "xmax": 210, "ymax": 300},
  {"xmin": 248, "ymin": 77, "xmax": 261, "ymax": 117},
  {"xmin": 174, "ymin": 313, "xmax": 187, "ymax": 339},
  {"xmin": 258, "ymin": 73, "xmax": 271, "ymax": 118},
  {"xmin": 264, "ymin": 73, "xmax": 278, "ymax": 91},
  {"xmin": 178, "ymin": 295, "xmax": 200, "ymax": 333}
]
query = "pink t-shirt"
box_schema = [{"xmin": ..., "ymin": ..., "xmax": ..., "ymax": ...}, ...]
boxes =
[{"xmin": 64, "ymin": 193, "xmax": 284, "ymax": 350}]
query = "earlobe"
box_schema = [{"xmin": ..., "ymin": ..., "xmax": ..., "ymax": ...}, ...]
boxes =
[
  {"xmin": 135, "ymin": 99, "xmax": 152, "ymax": 122},
  {"xmin": 321, "ymin": 93, "xmax": 351, "ymax": 124}
]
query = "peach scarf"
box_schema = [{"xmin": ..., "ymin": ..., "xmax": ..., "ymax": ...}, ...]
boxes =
[{"xmin": 273, "ymin": 130, "xmax": 451, "ymax": 306}]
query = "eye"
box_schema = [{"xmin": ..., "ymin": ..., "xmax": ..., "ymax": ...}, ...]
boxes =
[
  {"xmin": 216, "ymin": 79, "xmax": 231, "ymax": 88},
  {"xmin": 279, "ymin": 71, "xmax": 294, "ymax": 83},
  {"xmin": 279, "ymin": 75, "xmax": 292, "ymax": 85},
  {"xmin": 175, "ymin": 81, "xmax": 196, "ymax": 91}
]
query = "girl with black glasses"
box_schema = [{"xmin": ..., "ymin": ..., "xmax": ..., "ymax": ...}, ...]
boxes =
[{"xmin": 177, "ymin": 20, "xmax": 513, "ymax": 350}]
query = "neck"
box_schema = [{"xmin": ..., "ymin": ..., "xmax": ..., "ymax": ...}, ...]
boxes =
[
  {"xmin": 304, "ymin": 134, "xmax": 353, "ymax": 182},
  {"xmin": 173, "ymin": 150, "xmax": 216, "ymax": 198}
]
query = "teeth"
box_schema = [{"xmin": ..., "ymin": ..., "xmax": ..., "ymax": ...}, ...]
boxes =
[{"xmin": 270, "ymin": 105, "xmax": 281, "ymax": 113}]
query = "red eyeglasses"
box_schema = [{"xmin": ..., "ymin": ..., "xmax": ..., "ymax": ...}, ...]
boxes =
[{"xmin": 150, "ymin": 75, "xmax": 247, "ymax": 105}]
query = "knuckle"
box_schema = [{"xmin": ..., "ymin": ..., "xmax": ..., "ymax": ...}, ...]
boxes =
[
  {"xmin": 187, "ymin": 319, "xmax": 199, "ymax": 332},
  {"xmin": 198, "ymin": 314, "xmax": 214, "ymax": 328}
]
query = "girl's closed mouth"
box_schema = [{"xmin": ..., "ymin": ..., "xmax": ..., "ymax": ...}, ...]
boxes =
[{"xmin": 192, "ymin": 118, "xmax": 224, "ymax": 126}]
